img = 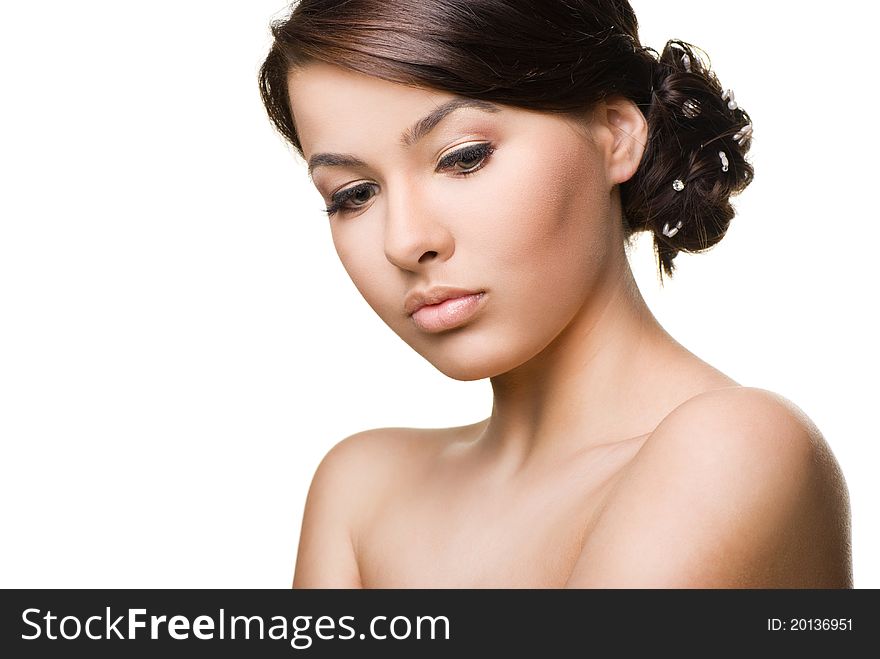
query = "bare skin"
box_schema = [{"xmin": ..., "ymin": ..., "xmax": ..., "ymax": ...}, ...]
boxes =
[
  {"xmin": 286, "ymin": 62, "xmax": 853, "ymax": 588},
  {"xmin": 295, "ymin": 386, "xmax": 852, "ymax": 588}
]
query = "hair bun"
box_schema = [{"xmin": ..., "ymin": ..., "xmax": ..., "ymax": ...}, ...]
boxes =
[{"xmin": 621, "ymin": 39, "xmax": 755, "ymax": 283}]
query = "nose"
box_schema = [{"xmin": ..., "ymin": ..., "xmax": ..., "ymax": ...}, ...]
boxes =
[{"xmin": 383, "ymin": 183, "xmax": 455, "ymax": 271}]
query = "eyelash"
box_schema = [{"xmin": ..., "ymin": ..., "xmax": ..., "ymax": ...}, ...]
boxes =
[{"xmin": 322, "ymin": 142, "xmax": 496, "ymax": 218}]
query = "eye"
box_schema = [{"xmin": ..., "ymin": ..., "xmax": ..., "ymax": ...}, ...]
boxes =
[
  {"xmin": 323, "ymin": 182, "xmax": 376, "ymax": 218},
  {"xmin": 322, "ymin": 141, "xmax": 496, "ymax": 218},
  {"xmin": 437, "ymin": 142, "xmax": 496, "ymax": 176}
]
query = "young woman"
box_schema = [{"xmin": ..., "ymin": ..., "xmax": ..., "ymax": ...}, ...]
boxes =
[{"xmin": 258, "ymin": 0, "xmax": 852, "ymax": 588}]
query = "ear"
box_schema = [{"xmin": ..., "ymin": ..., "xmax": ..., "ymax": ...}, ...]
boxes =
[{"xmin": 591, "ymin": 95, "xmax": 648, "ymax": 186}]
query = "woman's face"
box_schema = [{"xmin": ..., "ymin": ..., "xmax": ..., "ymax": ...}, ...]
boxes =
[{"xmin": 287, "ymin": 61, "xmax": 624, "ymax": 381}]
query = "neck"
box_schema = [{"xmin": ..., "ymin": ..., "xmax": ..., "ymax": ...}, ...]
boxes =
[{"xmin": 477, "ymin": 244, "xmax": 701, "ymax": 474}]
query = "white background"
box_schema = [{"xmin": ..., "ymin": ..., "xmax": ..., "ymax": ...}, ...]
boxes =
[{"xmin": 1, "ymin": 1, "xmax": 876, "ymax": 588}]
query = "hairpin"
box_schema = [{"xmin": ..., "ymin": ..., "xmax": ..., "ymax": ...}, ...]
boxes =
[
  {"xmin": 662, "ymin": 219, "xmax": 684, "ymax": 238},
  {"xmin": 682, "ymin": 99, "xmax": 701, "ymax": 118},
  {"xmin": 721, "ymin": 89, "xmax": 737, "ymax": 111},
  {"xmin": 681, "ymin": 53, "xmax": 692, "ymax": 73},
  {"xmin": 733, "ymin": 123, "xmax": 753, "ymax": 146},
  {"xmin": 672, "ymin": 179, "xmax": 685, "ymax": 192},
  {"xmin": 719, "ymin": 151, "xmax": 729, "ymax": 172}
]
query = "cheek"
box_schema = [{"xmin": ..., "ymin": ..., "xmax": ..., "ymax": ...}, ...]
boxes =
[
  {"xmin": 330, "ymin": 228, "xmax": 394, "ymax": 314},
  {"xmin": 481, "ymin": 143, "xmax": 609, "ymax": 298},
  {"xmin": 447, "ymin": 147, "xmax": 612, "ymax": 373}
]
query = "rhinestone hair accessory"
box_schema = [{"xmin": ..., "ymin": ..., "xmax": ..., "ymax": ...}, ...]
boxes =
[
  {"xmin": 722, "ymin": 89, "xmax": 737, "ymax": 110},
  {"xmin": 665, "ymin": 178, "xmax": 686, "ymax": 237},
  {"xmin": 682, "ymin": 99, "xmax": 700, "ymax": 118},
  {"xmin": 662, "ymin": 219, "xmax": 683, "ymax": 238},
  {"xmin": 680, "ymin": 52, "xmax": 692, "ymax": 73},
  {"xmin": 733, "ymin": 123, "xmax": 753, "ymax": 146},
  {"xmin": 722, "ymin": 89, "xmax": 753, "ymax": 145},
  {"xmin": 719, "ymin": 151, "xmax": 729, "ymax": 172}
]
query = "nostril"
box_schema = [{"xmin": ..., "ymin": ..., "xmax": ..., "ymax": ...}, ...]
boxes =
[{"xmin": 418, "ymin": 250, "xmax": 438, "ymax": 263}]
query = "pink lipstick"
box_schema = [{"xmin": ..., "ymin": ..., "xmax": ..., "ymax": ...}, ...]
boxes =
[{"xmin": 410, "ymin": 292, "xmax": 486, "ymax": 333}]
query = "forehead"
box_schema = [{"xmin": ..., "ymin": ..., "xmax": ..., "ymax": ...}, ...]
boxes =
[
  {"xmin": 287, "ymin": 61, "xmax": 461, "ymax": 157},
  {"xmin": 286, "ymin": 60, "xmax": 598, "ymax": 173}
]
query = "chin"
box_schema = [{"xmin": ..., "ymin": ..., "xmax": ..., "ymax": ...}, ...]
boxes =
[
  {"xmin": 433, "ymin": 361, "xmax": 495, "ymax": 382},
  {"xmin": 414, "ymin": 331, "xmax": 538, "ymax": 381}
]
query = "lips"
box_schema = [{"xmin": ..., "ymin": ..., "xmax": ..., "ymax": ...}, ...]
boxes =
[
  {"xmin": 404, "ymin": 286, "xmax": 485, "ymax": 316},
  {"xmin": 409, "ymin": 291, "xmax": 486, "ymax": 333}
]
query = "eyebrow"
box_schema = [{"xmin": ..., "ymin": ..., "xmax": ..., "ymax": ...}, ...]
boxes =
[{"xmin": 306, "ymin": 97, "xmax": 502, "ymax": 178}]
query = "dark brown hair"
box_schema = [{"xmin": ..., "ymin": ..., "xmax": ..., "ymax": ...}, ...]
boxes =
[{"xmin": 258, "ymin": 0, "xmax": 754, "ymax": 282}]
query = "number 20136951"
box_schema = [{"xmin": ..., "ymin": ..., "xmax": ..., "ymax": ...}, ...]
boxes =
[{"xmin": 767, "ymin": 618, "xmax": 853, "ymax": 631}]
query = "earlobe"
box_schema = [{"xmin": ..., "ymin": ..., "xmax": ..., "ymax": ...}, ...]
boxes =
[{"xmin": 603, "ymin": 97, "xmax": 648, "ymax": 185}]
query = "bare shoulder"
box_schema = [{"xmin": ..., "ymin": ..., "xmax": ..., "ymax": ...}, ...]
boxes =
[
  {"xmin": 314, "ymin": 423, "xmax": 464, "ymax": 490},
  {"xmin": 292, "ymin": 424, "xmax": 467, "ymax": 588},
  {"xmin": 565, "ymin": 386, "xmax": 853, "ymax": 588}
]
